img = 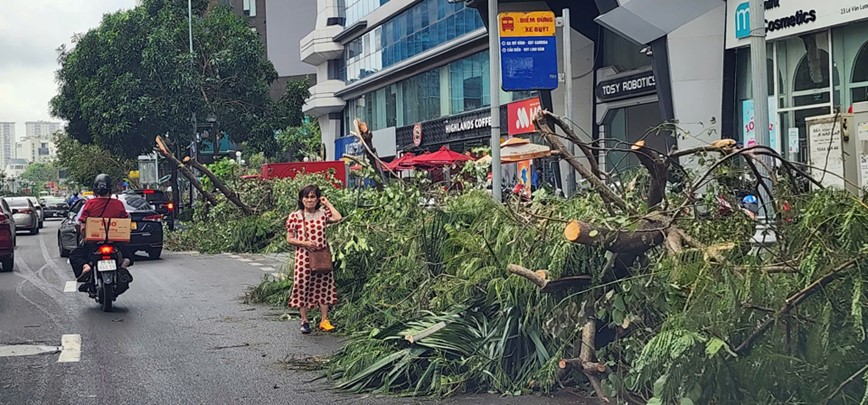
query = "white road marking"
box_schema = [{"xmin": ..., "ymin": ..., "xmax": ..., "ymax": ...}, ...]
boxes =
[
  {"xmin": 250, "ymin": 262, "xmax": 265, "ymax": 266},
  {"xmin": 0, "ymin": 344, "xmax": 61, "ymax": 358},
  {"xmin": 261, "ymin": 266, "xmax": 275, "ymax": 272},
  {"xmin": 227, "ymin": 254, "xmax": 241, "ymax": 259},
  {"xmin": 58, "ymin": 334, "xmax": 81, "ymax": 363},
  {"xmin": 63, "ymin": 281, "xmax": 77, "ymax": 293},
  {"xmin": 237, "ymin": 258, "xmax": 251, "ymax": 262}
]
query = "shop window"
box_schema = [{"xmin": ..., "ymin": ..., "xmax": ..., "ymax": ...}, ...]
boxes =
[
  {"xmin": 792, "ymin": 48, "xmax": 830, "ymax": 106},
  {"xmin": 778, "ymin": 31, "xmax": 839, "ymax": 108},
  {"xmin": 601, "ymin": 28, "xmax": 649, "ymax": 72},
  {"xmin": 852, "ymin": 43, "xmax": 868, "ymax": 103}
]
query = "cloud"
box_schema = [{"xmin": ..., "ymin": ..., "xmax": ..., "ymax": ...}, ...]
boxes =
[{"xmin": 0, "ymin": 0, "xmax": 136, "ymax": 139}]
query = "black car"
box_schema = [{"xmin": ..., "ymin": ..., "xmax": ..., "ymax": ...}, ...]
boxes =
[
  {"xmin": 121, "ymin": 189, "xmax": 175, "ymax": 226},
  {"xmin": 40, "ymin": 196, "xmax": 70, "ymax": 219},
  {"xmin": 57, "ymin": 195, "xmax": 164, "ymax": 259}
]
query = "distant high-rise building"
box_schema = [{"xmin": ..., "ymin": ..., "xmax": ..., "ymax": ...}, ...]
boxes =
[
  {"xmin": 25, "ymin": 121, "xmax": 62, "ymax": 139},
  {"xmin": 0, "ymin": 122, "xmax": 15, "ymax": 169}
]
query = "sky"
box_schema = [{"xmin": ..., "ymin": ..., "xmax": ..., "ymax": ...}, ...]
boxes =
[{"xmin": 0, "ymin": 0, "xmax": 137, "ymax": 141}]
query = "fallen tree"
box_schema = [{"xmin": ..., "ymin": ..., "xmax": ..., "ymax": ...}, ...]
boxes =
[{"xmin": 170, "ymin": 111, "xmax": 867, "ymax": 403}]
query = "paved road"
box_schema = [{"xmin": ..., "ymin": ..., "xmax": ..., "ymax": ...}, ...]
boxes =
[{"xmin": 0, "ymin": 221, "xmax": 589, "ymax": 405}]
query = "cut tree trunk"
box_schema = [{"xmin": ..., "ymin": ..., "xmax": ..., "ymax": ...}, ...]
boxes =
[
  {"xmin": 564, "ymin": 219, "xmax": 666, "ymax": 254},
  {"xmin": 155, "ymin": 136, "xmax": 220, "ymax": 207},
  {"xmin": 631, "ymin": 140, "xmax": 669, "ymax": 208},
  {"xmin": 183, "ymin": 157, "xmax": 254, "ymax": 216}
]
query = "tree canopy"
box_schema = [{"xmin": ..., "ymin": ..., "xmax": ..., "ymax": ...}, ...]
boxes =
[
  {"xmin": 54, "ymin": 133, "xmax": 134, "ymax": 189},
  {"xmin": 50, "ymin": 0, "xmax": 287, "ymax": 159}
]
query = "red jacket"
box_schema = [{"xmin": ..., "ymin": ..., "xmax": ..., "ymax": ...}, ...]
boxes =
[{"xmin": 76, "ymin": 197, "xmax": 129, "ymax": 223}]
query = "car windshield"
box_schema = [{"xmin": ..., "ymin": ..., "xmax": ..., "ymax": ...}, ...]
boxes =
[
  {"xmin": 119, "ymin": 195, "xmax": 152, "ymax": 211},
  {"xmin": 43, "ymin": 197, "xmax": 67, "ymax": 205},
  {"xmin": 5, "ymin": 197, "xmax": 32, "ymax": 208}
]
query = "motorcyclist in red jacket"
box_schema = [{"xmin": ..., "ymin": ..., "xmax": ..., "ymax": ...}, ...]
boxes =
[{"xmin": 70, "ymin": 174, "xmax": 134, "ymax": 294}]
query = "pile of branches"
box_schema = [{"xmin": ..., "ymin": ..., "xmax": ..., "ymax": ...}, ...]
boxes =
[{"xmin": 505, "ymin": 110, "xmax": 868, "ymax": 403}]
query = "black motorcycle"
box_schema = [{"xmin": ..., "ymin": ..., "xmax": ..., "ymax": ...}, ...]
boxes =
[{"xmin": 84, "ymin": 239, "xmax": 132, "ymax": 312}]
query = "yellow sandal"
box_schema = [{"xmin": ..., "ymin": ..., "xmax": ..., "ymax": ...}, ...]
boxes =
[{"xmin": 319, "ymin": 319, "xmax": 335, "ymax": 332}]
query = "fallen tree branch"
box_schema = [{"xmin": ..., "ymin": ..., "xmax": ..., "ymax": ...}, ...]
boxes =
[
  {"xmin": 669, "ymin": 139, "xmax": 738, "ymax": 158},
  {"xmin": 507, "ymin": 264, "xmax": 548, "ymax": 289},
  {"xmin": 563, "ymin": 219, "xmax": 666, "ymax": 254},
  {"xmin": 539, "ymin": 110, "xmax": 601, "ymax": 179},
  {"xmin": 183, "ymin": 156, "xmax": 254, "ymax": 215},
  {"xmin": 631, "ymin": 140, "xmax": 669, "ymax": 208},
  {"xmin": 155, "ymin": 135, "xmax": 220, "ymax": 206},
  {"xmin": 578, "ymin": 296, "xmax": 609, "ymax": 402},
  {"xmin": 824, "ymin": 363, "xmax": 868, "ymax": 404},
  {"xmin": 535, "ymin": 111, "xmax": 631, "ymax": 213},
  {"xmin": 734, "ymin": 258, "xmax": 860, "ymax": 354}
]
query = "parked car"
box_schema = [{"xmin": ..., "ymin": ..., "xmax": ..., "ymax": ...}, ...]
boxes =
[
  {"xmin": 121, "ymin": 189, "xmax": 174, "ymax": 229},
  {"xmin": 4, "ymin": 197, "xmax": 39, "ymax": 235},
  {"xmin": 40, "ymin": 196, "xmax": 70, "ymax": 219},
  {"xmin": 57, "ymin": 194, "xmax": 164, "ymax": 259},
  {"xmin": 0, "ymin": 199, "xmax": 17, "ymax": 271},
  {"xmin": 25, "ymin": 197, "xmax": 44, "ymax": 229}
]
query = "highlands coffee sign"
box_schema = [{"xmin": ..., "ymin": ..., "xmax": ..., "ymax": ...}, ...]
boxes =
[
  {"xmin": 727, "ymin": 0, "xmax": 868, "ymax": 48},
  {"xmin": 445, "ymin": 115, "xmax": 492, "ymax": 134},
  {"xmin": 595, "ymin": 70, "xmax": 657, "ymax": 102}
]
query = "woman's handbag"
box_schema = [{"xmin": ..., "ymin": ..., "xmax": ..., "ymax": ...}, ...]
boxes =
[
  {"xmin": 302, "ymin": 211, "xmax": 333, "ymax": 274},
  {"xmin": 308, "ymin": 245, "xmax": 333, "ymax": 274}
]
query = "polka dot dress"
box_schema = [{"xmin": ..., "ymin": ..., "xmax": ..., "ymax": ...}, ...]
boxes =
[{"xmin": 286, "ymin": 209, "xmax": 337, "ymax": 309}]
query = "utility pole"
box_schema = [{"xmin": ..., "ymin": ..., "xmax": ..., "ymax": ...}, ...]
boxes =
[
  {"xmin": 489, "ymin": 0, "xmax": 502, "ymax": 202},
  {"xmin": 188, "ymin": 0, "xmax": 197, "ymax": 210},
  {"xmin": 562, "ymin": 8, "xmax": 575, "ymax": 198},
  {"xmin": 748, "ymin": 0, "xmax": 776, "ymax": 245}
]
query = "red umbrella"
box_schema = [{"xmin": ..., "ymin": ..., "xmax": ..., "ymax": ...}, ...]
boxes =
[
  {"xmin": 406, "ymin": 146, "xmax": 473, "ymax": 167},
  {"xmin": 385, "ymin": 152, "xmax": 416, "ymax": 171}
]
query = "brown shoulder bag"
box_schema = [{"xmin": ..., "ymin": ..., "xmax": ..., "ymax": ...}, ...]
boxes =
[{"xmin": 302, "ymin": 211, "xmax": 333, "ymax": 274}]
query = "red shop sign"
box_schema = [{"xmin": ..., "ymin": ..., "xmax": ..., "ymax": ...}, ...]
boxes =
[{"xmin": 507, "ymin": 97, "xmax": 541, "ymax": 136}]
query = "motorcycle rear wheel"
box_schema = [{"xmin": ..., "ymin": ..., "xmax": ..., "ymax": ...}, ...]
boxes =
[{"xmin": 101, "ymin": 285, "xmax": 113, "ymax": 312}]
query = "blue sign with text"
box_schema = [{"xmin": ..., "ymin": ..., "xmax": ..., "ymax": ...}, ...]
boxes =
[{"xmin": 499, "ymin": 11, "xmax": 558, "ymax": 91}]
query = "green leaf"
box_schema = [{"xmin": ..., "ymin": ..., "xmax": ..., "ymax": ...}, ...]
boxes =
[
  {"xmin": 705, "ymin": 338, "xmax": 726, "ymax": 358},
  {"xmin": 652, "ymin": 374, "xmax": 668, "ymax": 398},
  {"xmin": 679, "ymin": 398, "xmax": 695, "ymax": 405},
  {"xmin": 647, "ymin": 397, "xmax": 664, "ymax": 405}
]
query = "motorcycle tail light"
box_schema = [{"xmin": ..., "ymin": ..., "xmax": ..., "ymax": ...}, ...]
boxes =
[{"xmin": 99, "ymin": 245, "xmax": 114, "ymax": 255}]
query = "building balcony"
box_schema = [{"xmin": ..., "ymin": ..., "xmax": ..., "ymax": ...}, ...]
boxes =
[
  {"xmin": 302, "ymin": 80, "xmax": 346, "ymax": 117},
  {"xmin": 300, "ymin": 26, "xmax": 344, "ymax": 66}
]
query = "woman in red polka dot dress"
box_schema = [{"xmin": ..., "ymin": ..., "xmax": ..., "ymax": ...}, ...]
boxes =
[{"xmin": 285, "ymin": 184, "xmax": 343, "ymax": 334}]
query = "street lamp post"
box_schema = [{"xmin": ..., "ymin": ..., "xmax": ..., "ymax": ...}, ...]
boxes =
[
  {"xmin": 488, "ymin": 0, "xmax": 502, "ymax": 202},
  {"xmin": 748, "ymin": 0, "xmax": 776, "ymax": 246}
]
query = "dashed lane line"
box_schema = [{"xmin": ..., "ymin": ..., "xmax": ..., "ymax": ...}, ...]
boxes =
[
  {"xmin": 63, "ymin": 281, "xmax": 77, "ymax": 293},
  {"xmin": 57, "ymin": 334, "xmax": 81, "ymax": 363},
  {"xmin": 261, "ymin": 266, "xmax": 276, "ymax": 272}
]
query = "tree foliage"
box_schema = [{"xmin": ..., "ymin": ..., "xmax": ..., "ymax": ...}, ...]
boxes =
[
  {"xmin": 165, "ymin": 114, "xmax": 867, "ymax": 402},
  {"xmin": 20, "ymin": 162, "xmax": 59, "ymax": 184},
  {"xmin": 54, "ymin": 133, "xmax": 134, "ymax": 188},
  {"xmin": 276, "ymin": 119, "xmax": 321, "ymax": 162},
  {"xmin": 50, "ymin": 0, "xmax": 281, "ymax": 159}
]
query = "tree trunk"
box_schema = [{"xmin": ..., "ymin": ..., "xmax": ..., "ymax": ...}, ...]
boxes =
[
  {"xmin": 564, "ymin": 219, "xmax": 667, "ymax": 254},
  {"xmin": 183, "ymin": 157, "xmax": 254, "ymax": 216},
  {"xmin": 155, "ymin": 136, "xmax": 220, "ymax": 207}
]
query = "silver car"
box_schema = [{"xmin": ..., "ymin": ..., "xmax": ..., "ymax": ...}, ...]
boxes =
[
  {"xmin": 4, "ymin": 197, "xmax": 39, "ymax": 235},
  {"xmin": 26, "ymin": 196, "xmax": 44, "ymax": 229}
]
